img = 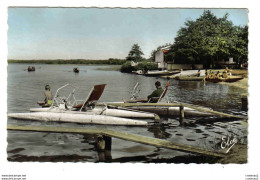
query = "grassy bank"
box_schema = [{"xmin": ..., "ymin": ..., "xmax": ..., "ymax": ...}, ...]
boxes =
[
  {"xmin": 8, "ymin": 59, "xmax": 126, "ymax": 65},
  {"xmin": 120, "ymin": 61, "xmax": 158, "ymax": 73}
]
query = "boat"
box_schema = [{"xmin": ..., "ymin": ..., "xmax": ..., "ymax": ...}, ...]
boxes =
[
  {"xmin": 136, "ymin": 70, "xmax": 144, "ymax": 75},
  {"xmin": 73, "ymin": 67, "xmax": 79, "ymax": 73},
  {"xmin": 144, "ymin": 70, "xmax": 180, "ymax": 77},
  {"xmin": 106, "ymin": 102, "xmax": 214, "ymax": 117},
  {"xmin": 8, "ymin": 112, "xmax": 148, "ymax": 126},
  {"xmin": 206, "ymin": 76, "xmax": 244, "ymax": 83},
  {"xmin": 28, "ymin": 66, "xmax": 35, "ymax": 72},
  {"xmin": 8, "ymin": 83, "xmax": 157, "ymax": 126},
  {"xmin": 29, "ymin": 105, "xmax": 156, "ymax": 119},
  {"xmin": 175, "ymin": 76, "xmax": 204, "ymax": 81},
  {"xmin": 105, "ymin": 81, "xmax": 214, "ymax": 117}
]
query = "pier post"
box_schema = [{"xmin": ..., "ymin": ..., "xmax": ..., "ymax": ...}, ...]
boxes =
[
  {"xmin": 241, "ymin": 95, "xmax": 248, "ymax": 111},
  {"xmin": 96, "ymin": 135, "xmax": 112, "ymax": 162},
  {"xmin": 96, "ymin": 135, "xmax": 105, "ymax": 151},
  {"xmin": 179, "ymin": 106, "xmax": 184, "ymax": 125}
]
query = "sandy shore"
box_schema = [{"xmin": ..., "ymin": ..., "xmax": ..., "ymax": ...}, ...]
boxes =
[
  {"xmin": 220, "ymin": 77, "xmax": 248, "ymax": 92},
  {"xmin": 217, "ymin": 144, "xmax": 247, "ymax": 164}
]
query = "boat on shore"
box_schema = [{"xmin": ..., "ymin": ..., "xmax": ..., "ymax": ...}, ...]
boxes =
[{"xmin": 144, "ymin": 70, "xmax": 180, "ymax": 77}]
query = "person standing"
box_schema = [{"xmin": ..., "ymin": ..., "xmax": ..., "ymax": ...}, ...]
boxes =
[{"xmin": 44, "ymin": 84, "xmax": 52, "ymax": 106}]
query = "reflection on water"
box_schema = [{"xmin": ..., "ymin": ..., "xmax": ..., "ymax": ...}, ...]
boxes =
[{"xmin": 7, "ymin": 64, "xmax": 248, "ymax": 163}]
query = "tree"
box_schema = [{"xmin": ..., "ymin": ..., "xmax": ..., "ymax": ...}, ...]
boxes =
[
  {"xmin": 126, "ymin": 44, "xmax": 144, "ymax": 62},
  {"xmin": 166, "ymin": 10, "xmax": 248, "ymax": 68},
  {"xmin": 229, "ymin": 25, "xmax": 248, "ymax": 66}
]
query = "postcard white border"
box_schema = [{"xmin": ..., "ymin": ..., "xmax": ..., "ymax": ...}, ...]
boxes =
[{"xmin": 1, "ymin": 0, "xmax": 259, "ymax": 180}]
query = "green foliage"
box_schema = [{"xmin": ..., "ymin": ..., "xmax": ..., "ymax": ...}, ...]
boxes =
[
  {"xmin": 126, "ymin": 44, "xmax": 144, "ymax": 62},
  {"xmin": 135, "ymin": 61, "xmax": 158, "ymax": 71},
  {"xmin": 166, "ymin": 10, "xmax": 248, "ymax": 68},
  {"xmin": 120, "ymin": 61, "xmax": 136, "ymax": 73},
  {"xmin": 120, "ymin": 61, "xmax": 157, "ymax": 73}
]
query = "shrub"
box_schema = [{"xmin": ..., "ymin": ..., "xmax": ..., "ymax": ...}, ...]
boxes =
[
  {"xmin": 120, "ymin": 61, "xmax": 158, "ymax": 73},
  {"xmin": 120, "ymin": 61, "xmax": 136, "ymax": 73}
]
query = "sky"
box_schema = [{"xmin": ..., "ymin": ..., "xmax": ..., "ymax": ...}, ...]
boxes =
[{"xmin": 8, "ymin": 8, "xmax": 248, "ymax": 60}]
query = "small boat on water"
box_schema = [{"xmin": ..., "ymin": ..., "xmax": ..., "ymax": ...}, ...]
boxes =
[
  {"xmin": 206, "ymin": 76, "xmax": 244, "ymax": 83},
  {"xmin": 73, "ymin": 67, "xmax": 79, "ymax": 73},
  {"xmin": 28, "ymin": 66, "xmax": 35, "ymax": 72}
]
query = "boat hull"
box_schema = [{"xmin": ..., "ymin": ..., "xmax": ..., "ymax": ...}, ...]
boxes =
[
  {"xmin": 144, "ymin": 71, "xmax": 180, "ymax": 77},
  {"xmin": 126, "ymin": 106, "xmax": 213, "ymax": 117},
  {"xmin": 29, "ymin": 106, "xmax": 156, "ymax": 119},
  {"xmin": 175, "ymin": 76, "xmax": 204, "ymax": 81},
  {"xmin": 206, "ymin": 76, "xmax": 243, "ymax": 83},
  {"xmin": 106, "ymin": 102, "xmax": 213, "ymax": 117},
  {"xmin": 8, "ymin": 112, "xmax": 148, "ymax": 126}
]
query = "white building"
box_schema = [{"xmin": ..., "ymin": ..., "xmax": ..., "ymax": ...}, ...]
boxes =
[{"xmin": 155, "ymin": 46, "xmax": 171, "ymax": 69}]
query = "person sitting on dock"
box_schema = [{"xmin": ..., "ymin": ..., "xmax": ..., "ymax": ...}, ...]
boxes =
[
  {"xmin": 196, "ymin": 69, "xmax": 201, "ymax": 77},
  {"xmin": 44, "ymin": 84, "xmax": 52, "ymax": 106},
  {"xmin": 124, "ymin": 81, "xmax": 164, "ymax": 103}
]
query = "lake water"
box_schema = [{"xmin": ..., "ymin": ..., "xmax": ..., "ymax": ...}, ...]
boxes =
[{"xmin": 7, "ymin": 64, "xmax": 248, "ymax": 163}]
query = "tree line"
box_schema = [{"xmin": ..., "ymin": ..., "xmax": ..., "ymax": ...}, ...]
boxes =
[{"xmin": 8, "ymin": 58, "xmax": 126, "ymax": 65}]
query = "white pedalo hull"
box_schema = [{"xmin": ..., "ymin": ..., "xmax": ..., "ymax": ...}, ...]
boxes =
[{"xmin": 8, "ymin": 112, "xmax": 148, "ymax": 126}]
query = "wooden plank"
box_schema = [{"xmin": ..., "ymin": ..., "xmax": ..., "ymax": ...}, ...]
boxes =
[
  {"xmin": 177, "ymin": 102, "xmax": 245, "ymax": 119},
  {"xmin": 7, "ymin": 124, "xmax": 227, "ymax": 158}
]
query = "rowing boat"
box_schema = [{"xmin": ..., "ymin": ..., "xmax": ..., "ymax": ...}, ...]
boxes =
[
  {"xmin": 206, "ymin": 76, "xmax": 243, "ymax": 83},
  {"xmin": 175, "ymin": 76, "xmax": 204, "ymax": 81}
]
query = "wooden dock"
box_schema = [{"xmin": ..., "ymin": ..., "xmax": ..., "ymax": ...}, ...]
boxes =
[{"xmin": 7, "ymin": 124, "xmax": 227, "ymax": 158}]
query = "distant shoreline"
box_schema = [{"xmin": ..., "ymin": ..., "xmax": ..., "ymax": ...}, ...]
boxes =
[{"xmin": 8, "ymin": 59, "xmax": 126, "ymax": 65}]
